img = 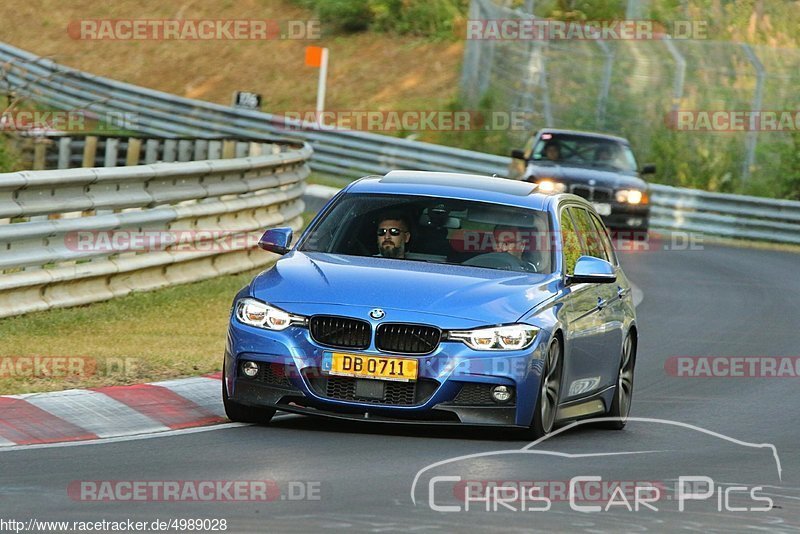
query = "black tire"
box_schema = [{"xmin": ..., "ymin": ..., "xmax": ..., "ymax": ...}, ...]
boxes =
[
  {"xmin": 527, "ymin": 337, "xmax": 563, "ymax": 439},
  {"xmin": 222, "ymin": 367, "xmax": 276, "ymax": 424},
  {"xmin": 602, "ymin": 333, "xmax": 636, "ymax": 430}
]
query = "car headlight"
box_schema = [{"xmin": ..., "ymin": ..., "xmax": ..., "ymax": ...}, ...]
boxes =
[
  {"xmin": 235, "ymin": 298, "xmax": 306, "ymax": 330},
  {"xmin": 536, "ymin": 179, "xmax": 567, "ymax": 193},
  {"xmin": 615, "ymin": 189, "xmax": 648, "ymax": 204},
  {"xmin": 447, "ymin": 324, "xmax": 539, "ymax": 351}
]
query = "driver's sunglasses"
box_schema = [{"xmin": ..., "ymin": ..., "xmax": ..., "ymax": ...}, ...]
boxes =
[{"xmin": 377, "ymin": 227, "xmax": 405, "ymax": 237}]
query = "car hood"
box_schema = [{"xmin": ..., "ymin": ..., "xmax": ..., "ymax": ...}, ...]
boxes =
[
  {"xmin": 250, "ymin": 252, "xmax": 558, "ymax": 326},
  {"xmin": 527, "ymin": 163, "xmax": 647, "ymax": 190}
]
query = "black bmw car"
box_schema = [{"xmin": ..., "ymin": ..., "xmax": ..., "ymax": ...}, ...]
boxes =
[{"xmin": 509, "ymin": 128, "xmax": 655, "ymax": 234}]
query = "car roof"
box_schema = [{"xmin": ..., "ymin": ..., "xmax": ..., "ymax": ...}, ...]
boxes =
[
  {"xmin": 537, "ymin": 128, "xmax": 631, "ymax": 145},
  {"xmin": 347, "ymin": 170, "xmax": 554, "ymax": 211}
]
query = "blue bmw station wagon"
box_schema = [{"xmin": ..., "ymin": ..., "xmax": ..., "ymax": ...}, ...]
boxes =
[{"xmin": 223, "ymin": 171, "xmax": 638, "ymax": 438}]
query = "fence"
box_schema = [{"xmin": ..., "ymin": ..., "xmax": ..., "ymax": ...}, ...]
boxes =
[
  {"xmin": 1, "ymin": 40, "xmax": 800, "ymax": 257},
  {"xmin": 0, "ymin": 133, "xmax": 312, "ymax": 318},
  {"xmin": 461, "ymin": 0, "xmax": 800, "ymax": 191}
]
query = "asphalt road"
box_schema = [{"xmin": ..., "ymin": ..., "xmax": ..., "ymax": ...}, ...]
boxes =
[{"xmin": 2, "ymin": 241, "xmax": 799, "ymax": 533}]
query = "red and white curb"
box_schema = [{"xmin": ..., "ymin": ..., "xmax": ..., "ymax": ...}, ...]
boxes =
[{"xmin": 0, "ymin": 373, "xmax": 225, "ymax": 447}]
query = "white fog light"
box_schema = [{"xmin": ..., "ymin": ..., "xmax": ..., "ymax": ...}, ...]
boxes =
[
  {"xmin": 242, "ymin": 361, "xmax": 259, "ymax": 378},
  {"xmin": 491, "ymin": 385, "xmax": 513, "ymax": 403}
]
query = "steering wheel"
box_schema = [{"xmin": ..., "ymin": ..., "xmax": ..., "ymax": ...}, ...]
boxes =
[{"xmin": 462, "ymin": 252, "xmax": 537, "ymax": 272}]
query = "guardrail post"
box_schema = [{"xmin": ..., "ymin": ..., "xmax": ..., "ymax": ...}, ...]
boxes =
[
  {"xmin": 222, "ymin": 140, "xmax": 236, "ymax": 159},
  {"xmin": 126, "ymin": 138, "xmax": 142, "ymax": 166},
  {"xmin": 33, "ymin": 139, "xmax": 47, "ymax": 170},
  {"xmin": 194, "ymin": 139, "xmax": 208, "ymax": 160},
  {"xmin": 178, "ymin": 140, "xmax": 193, "ymax": 161},
  {"xmin": 262, "ymin": 143, "xmax": 280, "ymax": 155},
  {"xmin": 208, "ymin": 140, "xmax": 222, "ymax": 159},
  {"xmin": 83, "ymin": 136, "xmax": 98, "ymax": 167},
  {"xmin": 163, "ymin": 139, "xmax": 177, "ymax": 162},
  {"xmin": 145, "ymin": 139, "xmax": 160, "ymax": 163},
  {"xmin": 235, "ymin": 142, "xmax": 248, "ymax": 158},
  {"xmin": 58, "ymin": 137, "xmax": 72, "ymax": 169},
  {"xmin": 104, "ymin": 137, "xmax": 119, "ymax": 167}
]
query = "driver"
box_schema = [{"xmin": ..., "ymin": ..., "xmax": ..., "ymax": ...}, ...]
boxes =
[
  {"xmin": 542, "ymin": 140, "xmax": 561, "ymax": 162},
  {"xmin": 376, "ymin": 211, "xmax": 411, "ymax": 259}
]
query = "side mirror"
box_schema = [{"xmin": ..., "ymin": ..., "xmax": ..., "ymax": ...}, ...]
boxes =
[
  {"xmin": 510, "ymin": 149, "xmax": 527, "ymax": 160},
  {"xmin": 641, "ymin": 164, "xmax": 656, "ymax": 175},
  {"xmin": 568, "ymin": 256, "xmax": 616, "ymax": 284},
  {"xmin": 258, "ymin": 227, "xmax": 293, "ymax": 255}
]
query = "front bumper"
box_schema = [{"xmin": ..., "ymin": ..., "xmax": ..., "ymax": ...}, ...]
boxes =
[
  {"xmin": 225, "ymin": 318, "xmax": 549, "ymax": 428},
  {"xmin": 600, "ymin": 203, "xmax": 650, "ymax": 232},
  {"xmin": 232, "ymin": 379, "xmax": 521, "ymax": 427}
]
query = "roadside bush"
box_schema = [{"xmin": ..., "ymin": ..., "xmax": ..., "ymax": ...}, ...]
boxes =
[
  {"xmin": 293, "ymin": 0, "xmax": 468, "ymax": 39},
  {"xmin": 423, "ymin": 91, "xmax": 516, "ymax": 156},
  {"xmin": 0, "ymin": 134, "xmax": 20, "ymax": 173}
]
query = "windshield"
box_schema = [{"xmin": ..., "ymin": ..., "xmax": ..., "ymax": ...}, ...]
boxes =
[
  {"xmin": 532, "ymin": 133, "xmax": 638, "ymax": 173},
  {"xmin": 299, "ymin": 193, "xmax": 554, "ymax": 274}
]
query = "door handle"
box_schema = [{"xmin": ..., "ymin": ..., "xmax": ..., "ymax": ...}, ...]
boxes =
[
  {"xmin": 617, "ymin": 286, "xmax": 630, "ymax": 299},
  {"xmin": 597, "ymin": 297, "xmax": 607, "ymax": 310}
]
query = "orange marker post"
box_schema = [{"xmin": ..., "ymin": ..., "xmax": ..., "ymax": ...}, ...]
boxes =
[{"xmin": 305, "ymin": 46, "xmax": 329, "ymax": 125}]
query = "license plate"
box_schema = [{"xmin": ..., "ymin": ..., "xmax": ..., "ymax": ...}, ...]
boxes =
[
  {"xmin": 322, "ymin": 352, "xmax": 418, "ymax": 382},
  {"xmin": 593, "ymin": 202, "xmax": 612, "ymax": 216}
]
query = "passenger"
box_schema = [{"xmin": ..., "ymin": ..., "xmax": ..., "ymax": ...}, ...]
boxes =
[
  {"xmin": 493, "ymin": 225, "xmax": 529, "ymax": 259},
  {"xmin": 594, "ymin": 144, "xmax": 616, "ymax": 164},
  {"xmin": 493, "ymin": 225, "xmax": 541, "ymax": 272}
]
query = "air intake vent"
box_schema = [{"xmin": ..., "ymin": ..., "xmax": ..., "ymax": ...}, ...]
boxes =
[
  {"xmin": 375, "ymin": 323, "xmax": 441, "ymax": 354},
  {"xmin": 309, "ymin": 316, "xmax": 371, "ymax": 349}
]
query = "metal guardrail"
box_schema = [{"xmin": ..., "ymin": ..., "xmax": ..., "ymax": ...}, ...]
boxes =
[
  {"xmin": 649, "ymin": 184, "xmax": 800, "ymax": 245},
  {"xmin": 0, "ymin": 133, "xmax": 312, "ymax": 318},
  {"xmin": 2, "ymin": 41, "xmax": 800, "ymax": 246},
  {"xmin": 0, "ymin": 43, "xmax": 508, "ymax": 177}
]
